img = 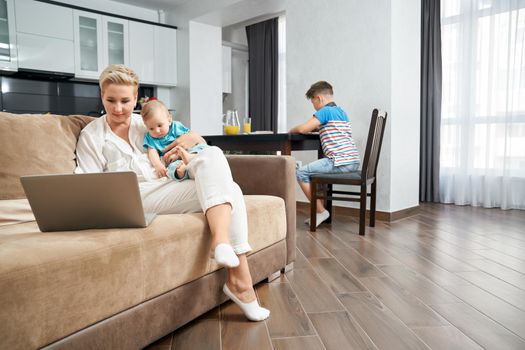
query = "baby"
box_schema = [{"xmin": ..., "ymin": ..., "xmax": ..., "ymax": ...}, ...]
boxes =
[{"xmin": 141, "ymin": 100, "xmax": 207, "ymax": 180}]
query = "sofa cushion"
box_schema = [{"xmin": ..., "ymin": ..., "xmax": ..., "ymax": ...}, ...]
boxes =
[
  {"xmin": 0, "ymin": 199, "xmax": 35, "ymax": 226},
  {"xmin": 0, "ymin": 113, "xmax": 94, "ymax": 199},
  {"xmin": 0, "ymin": 195, "xmax": 286, "ymax": 350}
]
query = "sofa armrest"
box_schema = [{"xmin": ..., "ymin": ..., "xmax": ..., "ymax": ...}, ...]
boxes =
[{"xmin": 226, "ymin": 155, "xmax": 296, "ymax": 265}]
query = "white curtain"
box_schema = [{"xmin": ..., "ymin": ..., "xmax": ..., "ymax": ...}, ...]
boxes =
[{"xmin": 440, "ymin": 0, "xmax": 525, "ymax": 209}]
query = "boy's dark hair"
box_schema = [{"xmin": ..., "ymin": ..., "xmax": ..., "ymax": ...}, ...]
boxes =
[{"xmin": 306, "ymin": 81, "xmax": 333, "ymax": 99}]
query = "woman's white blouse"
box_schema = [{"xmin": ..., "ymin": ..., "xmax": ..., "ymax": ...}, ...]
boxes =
[{"xmin": 75, "ymin": 114, "xmax": 157, "ymax": 182}]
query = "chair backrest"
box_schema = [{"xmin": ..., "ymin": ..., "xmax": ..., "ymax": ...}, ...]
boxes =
[{"xmin": 361, "ymin": 109, "xmax": 388, "ymax": 181}]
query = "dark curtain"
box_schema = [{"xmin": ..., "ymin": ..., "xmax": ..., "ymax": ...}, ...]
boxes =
[
  {"xmin": 420, "ymin": 0, "xmax": 442, "ymax": 202},
  {"xmin": 246, "ymin": 18, "xmax": 278, "ymax": 132}
]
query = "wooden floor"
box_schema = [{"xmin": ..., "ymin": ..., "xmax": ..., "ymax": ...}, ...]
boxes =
[{"xmin": 145, "ymin": 203, "xmax": 525, "ymax": 350}]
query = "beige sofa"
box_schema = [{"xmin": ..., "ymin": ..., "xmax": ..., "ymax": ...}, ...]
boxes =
[{"xmin": 0, "ymin": 113, "xmax": 296, "ymax": 350}]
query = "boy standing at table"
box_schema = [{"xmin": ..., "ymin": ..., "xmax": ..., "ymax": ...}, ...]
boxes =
[{"xmin": 289, "ymin": 81, "xmax": 360, "ymax": 227}]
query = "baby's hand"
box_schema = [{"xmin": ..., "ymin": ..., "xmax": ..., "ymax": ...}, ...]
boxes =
[
  {"xmin": 176, "ymin": 162, "xmax": 186, "ymax": 179},
  {"xmin": 163, "ymin": 152, "xmax": 180, "ymax": 165},
  {"xmin": 155, "ymin": 164, "xmax": 168, "ymax": 178}
]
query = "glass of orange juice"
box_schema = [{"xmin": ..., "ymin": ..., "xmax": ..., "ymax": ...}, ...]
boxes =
[{"xmin": 243, "ymin": 117, "xmax": 251, "ymax": 133}]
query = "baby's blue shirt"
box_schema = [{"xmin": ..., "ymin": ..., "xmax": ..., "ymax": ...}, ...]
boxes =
[{"xmin": 143, "ymin": 121, "xmax": 189, "ymax": 155}]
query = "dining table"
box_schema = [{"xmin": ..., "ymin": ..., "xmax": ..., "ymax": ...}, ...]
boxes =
[{"xmin": 203, "ymin": 132, "xmax": 323, "ymax": 158}]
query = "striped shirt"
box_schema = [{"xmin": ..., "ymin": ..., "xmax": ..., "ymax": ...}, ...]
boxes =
[{"xmin": 315, "ymin": 103, "xmax": 360, "ymax": 166}]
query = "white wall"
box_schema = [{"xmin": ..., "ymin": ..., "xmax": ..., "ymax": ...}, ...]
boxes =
[
  {"xmin": 390, "ymin": 0, "xmax": 421, "ymax": 211},
  {"xmin": 222, "ymin": 24, "xmax": 248, "ymax": 45},
  {"xmin": 189, "ymin": 21, "xmax": 223, "ymax": 134},
  {"xmin": 170, "ymin": 0, "xmax": 243, "ymax": 130},
  {"xmin": 286, "ymin": 0, "xmax": 420, "ymax": 213},
  {"xmin": 170, "ymin": 0, "xmax": 286, "ymax": 132},
  {"xmin": 170, "ymin": 0, "xmax": 420, "ymax": 213},
  {"xmin": 287, "ymin": 0, "xmax": 393, "ymax": 211}
]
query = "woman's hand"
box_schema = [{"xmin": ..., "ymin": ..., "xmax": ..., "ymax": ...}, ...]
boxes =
[
  {"xmin": 154, "ymin": 164, "xmax": 168, "ymax": 178},
  {"xmin": 163, "ymin": 131, "xmax": 206, "ymax": 163}
]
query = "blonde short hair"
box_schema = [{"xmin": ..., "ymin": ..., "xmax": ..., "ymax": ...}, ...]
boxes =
[
  {"xmin": 140, "ymin": 100, "xmax": 170, "ymax": 121},
  {"xmin": 99, "ymin": 64, "xmax": 139, "ymax": 94}
]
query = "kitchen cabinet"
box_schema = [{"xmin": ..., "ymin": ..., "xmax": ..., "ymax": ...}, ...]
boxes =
[
  {"xmin": 73, "ymin": 10, "xmax": 103, "ymax": 78},
  {"xmin": 222, "ymin": 46, "xmax": 232, "ymax": 93},
  {"xmin": 17, "ymin": 34, "xmax": 75, "ymax": 74},
  {"xmin": 129, "ymin": 21, "xmax": 177, "ymax": 86},
  {"xmin": 15, "ymin": 0, "xmax": 74, "ymax": 73},
  {"xmin": 129, "ymin": 21, "xmax": 154, "ymax": 84},
  {"xmin": 154, "ymin": 25, "xmax": 177, "ymax": 86},
  {"xmin": 103, "ymin": 16, "xmax": 128, "ymax": 67},
  {"xmin": 3, "ymin": 0, "xmax": 176, "ymax": 86},
  {"xmin": 0, "ymin": 0, "xmax": 17, "ymax": 72},
  {"xmin": 16, "ymin": 0, "xmax": 73, "ymax": 40},
  {"xmin": 74, "ymin": 10, "xmax": 129, "ymax": 79}
]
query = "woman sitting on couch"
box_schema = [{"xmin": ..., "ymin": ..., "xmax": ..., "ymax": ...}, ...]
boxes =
[{"xmin": 75, "ymin": 64, "xmax": 269, "ymax": 322}]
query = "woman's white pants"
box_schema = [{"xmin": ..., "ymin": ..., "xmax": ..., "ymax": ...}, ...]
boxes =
[{"xmin": 139, "ymin": 146, "xmax": 251, "ymax": 254}]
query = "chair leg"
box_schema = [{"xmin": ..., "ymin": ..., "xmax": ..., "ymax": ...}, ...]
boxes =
[
  {"xmin": 370, "ymin": 181, "xmax": 377, "ymax": 227},
  {"xmin": 359, "ymin": 184, "xmax": 367, "ymax": 235},
  {"xmin": 310, "ymin": 181, "xmax": 318, "ymax": 232},
  {"xmin": 326, "ymin": 184, "xmax": 333, "ymax": 223}
]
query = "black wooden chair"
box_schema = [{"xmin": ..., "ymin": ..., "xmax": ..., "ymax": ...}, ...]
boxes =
[{"xmin": 309, "ymin": 109, "xmax": 388, "ymax": 235}]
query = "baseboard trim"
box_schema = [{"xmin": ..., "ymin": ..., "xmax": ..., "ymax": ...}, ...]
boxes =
[{"xmin": 297, "ymin": 202, "xmax": 420, "ymax": 222}]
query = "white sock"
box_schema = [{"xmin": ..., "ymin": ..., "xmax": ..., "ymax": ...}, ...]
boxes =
[
  {"xmin": 214, "ymin": 243, "xmax": 240, "ymax": 268},
  {"xmin": 223, "ymin": 284, "xmax": 270, "ymax": 321},
  {"xmin": 304, "ymin": 210, "xmax": 330, "ymax": 227}
]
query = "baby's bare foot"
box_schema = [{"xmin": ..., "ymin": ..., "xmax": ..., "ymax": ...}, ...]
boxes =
[{"xmin": 175, "ymin": 146, "xmax": 197, "ymax": 165}]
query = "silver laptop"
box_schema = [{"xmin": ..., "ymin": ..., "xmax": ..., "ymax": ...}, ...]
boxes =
[{"xmin": 20, "ymin": 171, "xmax": 156, "ymax": 232}]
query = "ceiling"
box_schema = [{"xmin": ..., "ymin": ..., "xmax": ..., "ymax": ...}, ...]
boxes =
[
  {"xmin": 110, "ymin": 0, "xmax": 285, "ymax": 28},
  {"xmin": 109, "ymin": 0, "xmax": 190, "ymax": 11}
]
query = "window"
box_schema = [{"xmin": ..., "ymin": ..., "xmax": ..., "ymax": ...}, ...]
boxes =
[{"xmin": 440, "ymin": 0, "xmax": 525, "ymax": 209}]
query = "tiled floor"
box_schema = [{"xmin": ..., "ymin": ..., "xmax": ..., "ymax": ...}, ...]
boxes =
[{"xmin": 145, "ymin": 203, "xmax": 525, "ymax": 350}]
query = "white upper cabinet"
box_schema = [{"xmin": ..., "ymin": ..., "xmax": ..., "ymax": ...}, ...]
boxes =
[
  {"xmin": 74, "ymin": 10, "xmax": 104, "ymax": 78},
  {"xmin": 154, "ymin": 26, "xmax": 177, "ymax": 86},
  {"xmin": 129, "ymin": 21, "xmax": 177, "ymax": 86},
  {"xmin": 0, "ymin": 0, "xmax": 17, "ymax": 71},
  {"xmin": 4, "ymin": 1, "xmax": 176, "ymax": 85},
  {"xmin": 16, "ymin": 0, "xmax": 73, "ymax": 40},
  {"xmin": 103, "ymin": 16, "xmax": 129, "ymax": 67},
  {"xmin": 129, "ymin": 21, "xmax": 155, "ymax": 84},
  {"xmin": 15, "ymin": 0, "xmax": 74, "ymax": 73},
  {"xmin": 74, "ymin": 11, "xmax": 129, "ymax": 79}
]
